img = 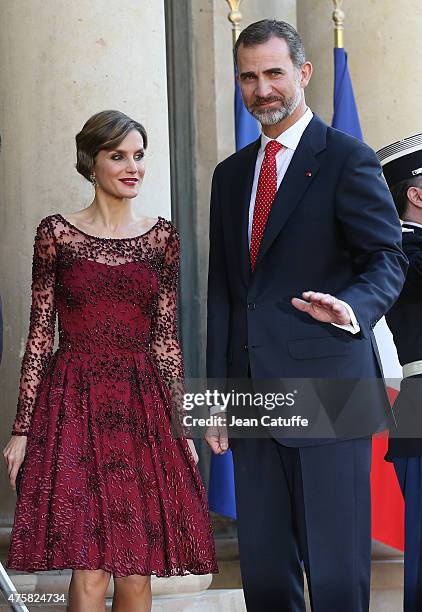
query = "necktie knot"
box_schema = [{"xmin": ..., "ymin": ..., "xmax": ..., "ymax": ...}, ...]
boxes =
[{"xmin": 265, "ymin": 140, "xmax": 283, "ymax": 158}]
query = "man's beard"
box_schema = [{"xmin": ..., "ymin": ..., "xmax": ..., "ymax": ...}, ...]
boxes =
[{"xmin": 249, "ymin": 87, "xmax": 302, "ymax": 126}]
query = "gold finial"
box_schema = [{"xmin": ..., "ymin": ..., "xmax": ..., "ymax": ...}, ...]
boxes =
[
  {"xmin": 332, "ymin": 0, "xmax": 345, "ymax": 49},
  {"xmin": 226, "ymin": 0, "xmax": 243, "ymax": 46}
]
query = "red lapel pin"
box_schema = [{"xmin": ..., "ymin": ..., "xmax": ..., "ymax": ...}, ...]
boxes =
[{"xmin": 305, "ymin": 170, "xmax": 312, "ymax": 177}]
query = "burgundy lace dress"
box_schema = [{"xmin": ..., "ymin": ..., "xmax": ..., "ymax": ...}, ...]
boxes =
[{"xmin": 7, "ymin": 214, "xmax": 218, "ymax": 577}]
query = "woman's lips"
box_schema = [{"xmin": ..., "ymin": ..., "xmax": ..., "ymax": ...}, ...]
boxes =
[{"xmin": 119, "ymin": 179, "xmax": 138, "ymax": 186}]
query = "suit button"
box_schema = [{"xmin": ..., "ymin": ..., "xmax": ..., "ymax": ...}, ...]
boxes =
[
  {"xmin": 247, "ymin": 302, "xmax": 256, "ymax": 310},
  {"xmin": 243, "ymin": 344, "xmax": 248, "ymax": 351}
]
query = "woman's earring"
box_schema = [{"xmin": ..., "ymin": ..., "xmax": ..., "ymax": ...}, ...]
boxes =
[{"xmin": 89, "ymin": 173, "xmax": 97, "ymax": 187}]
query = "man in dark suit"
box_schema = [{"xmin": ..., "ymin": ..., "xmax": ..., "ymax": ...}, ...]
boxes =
[
  {"xmin": 205, "ymin": 20, "xmax": 407, "ymax": 612},
  {"xmin": 378, "ymin": 135, "xmax": 422, "ymax": 612}
]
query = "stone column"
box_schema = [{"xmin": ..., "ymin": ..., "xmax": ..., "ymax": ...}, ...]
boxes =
[
  {"xmin": 297, "ymin": 0, "xmax": 422, "ymax": 150},
  {"xmin": 0, "ymin": 0, "xmax": 171, "ymax": 519}
]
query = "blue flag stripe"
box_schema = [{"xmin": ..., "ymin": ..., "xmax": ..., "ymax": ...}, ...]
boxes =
[{"xmin": 332, "ymin": 48, "xmax": 363, "ymax": 141}]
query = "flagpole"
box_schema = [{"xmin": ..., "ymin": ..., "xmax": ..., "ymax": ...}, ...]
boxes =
[
  {"xmin": 226, "ymin": 0, "xmax": 243, "ymax": 45},
  {"xmin": 332, "ymin": 0, "xmax": 345, "ymax": 49}
]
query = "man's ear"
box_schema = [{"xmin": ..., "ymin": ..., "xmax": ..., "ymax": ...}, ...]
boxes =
[
  {"xmin": 300, "ymin": 61, "xmax": 313, "ymax": 88},
  {"xmin": 407, "ymin": 186, "xmax": 422, "ymax": 209}
]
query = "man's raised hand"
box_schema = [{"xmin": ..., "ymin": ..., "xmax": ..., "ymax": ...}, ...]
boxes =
[{"xmin": 291, "ymin": 291, "xmax": 351, "ymax": 325}]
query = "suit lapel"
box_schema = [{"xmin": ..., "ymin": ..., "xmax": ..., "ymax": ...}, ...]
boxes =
[
  {"xmin": 227, "ymin": 138, "xmax": 260, "ymax": 284},
  {"xmin": 253, "ymin": 115, "xmax": 327, "ymax": 272}
]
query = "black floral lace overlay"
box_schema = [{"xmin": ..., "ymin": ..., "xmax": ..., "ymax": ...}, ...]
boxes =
[
  {"xmin": 8, "ymin": 214, "xmax": 217, "ymax": 577},
  {"xmin": 13, "ymin": 217, "xmax": 57, "ymax": 435}
]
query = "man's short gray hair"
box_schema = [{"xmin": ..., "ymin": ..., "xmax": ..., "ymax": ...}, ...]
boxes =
[{"xmin": 234, "ymin": 19, "xmax": 306, "ymax": 70}]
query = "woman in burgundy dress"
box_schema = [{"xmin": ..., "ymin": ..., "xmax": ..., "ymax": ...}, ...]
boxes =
[{"xmin": 3, "ymin": 110, "xmax": 218, "ymax": 610}]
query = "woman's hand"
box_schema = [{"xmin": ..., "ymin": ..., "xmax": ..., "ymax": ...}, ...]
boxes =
[
  {"xmin": 3, "ymin": 436, "xmax": 27, "ymax": 492},
  {"xmin": 187, "ymin": 439, "xmax": 199, "ymax": 464}
]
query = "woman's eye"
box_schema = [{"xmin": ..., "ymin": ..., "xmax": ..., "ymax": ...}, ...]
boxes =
[{"xmin": 111, "ymin": 153, "xmax": 143, "ymax": 161}]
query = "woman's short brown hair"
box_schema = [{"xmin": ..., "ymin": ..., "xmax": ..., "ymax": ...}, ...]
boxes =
[{"xmin": 75, "ymin": 110, "xmax": 148, "ymax": 181}]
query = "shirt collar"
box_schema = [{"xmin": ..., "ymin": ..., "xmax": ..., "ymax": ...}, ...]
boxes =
[
  {"xmin": 260, "ymin": 107, "xmax": 314, "ymax": 153},
  {"xmin": 402, "ymin": 221, "xmax": 422, "ymax": 229}
]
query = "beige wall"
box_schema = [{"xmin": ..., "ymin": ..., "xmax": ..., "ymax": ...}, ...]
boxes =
[
  {"xmin": 297, "ymin": 0, "xmax": 422, "ymax": 150},
  {"xmin": 0, "ymin": 0, "xmax": 170, "ymax": 518}
]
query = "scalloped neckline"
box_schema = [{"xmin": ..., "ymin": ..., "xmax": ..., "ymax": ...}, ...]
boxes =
[{"xmin": 57, "ymin": 213, "xmax": 163, "ymax": 241}]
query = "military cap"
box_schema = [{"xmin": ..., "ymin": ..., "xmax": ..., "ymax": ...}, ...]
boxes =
[{"xmin": 377, "ymin": 133, "xmax": 422, "ymax": 189}]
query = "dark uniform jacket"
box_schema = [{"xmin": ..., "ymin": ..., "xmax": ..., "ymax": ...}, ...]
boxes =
[{"xmin": 386, "ymin": 222, "xmax": 422, "ymax": 458}]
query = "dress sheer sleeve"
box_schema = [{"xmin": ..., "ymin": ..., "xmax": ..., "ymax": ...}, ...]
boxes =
[
  {"xmin": 11, "ymin": 217, "xmax": 57, "ymax": 436},
  {"xmin": 151, "ymin": 224, "xmax": 191, "ymax": 438}
]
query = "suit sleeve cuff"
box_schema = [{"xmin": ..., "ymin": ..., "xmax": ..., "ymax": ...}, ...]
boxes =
[
  {"xmin": 331, "ymin": 299, "xmax": 360, "ymax": 334},
  {"xmin": 210, "ymin": 404, "xmax": 226, "ymax": 416}
]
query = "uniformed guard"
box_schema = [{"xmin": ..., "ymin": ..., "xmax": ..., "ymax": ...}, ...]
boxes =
[{"xmin": 377, "ymin": 133, "xmax": 422, "ymax": 612}]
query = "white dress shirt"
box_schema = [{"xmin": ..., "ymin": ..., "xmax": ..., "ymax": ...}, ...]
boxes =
[
  {"xmin": 248, "ymin": 107, "xmax": 314, "ymax": 244},
  {"xmin": 248, "ymin": 107, "xmax": 359, "ymax": 335}
]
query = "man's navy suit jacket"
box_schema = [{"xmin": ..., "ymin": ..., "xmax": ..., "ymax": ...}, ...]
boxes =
[{"xmin": 206, "ymin": 114, "xmax": 408, "ymax": 446}]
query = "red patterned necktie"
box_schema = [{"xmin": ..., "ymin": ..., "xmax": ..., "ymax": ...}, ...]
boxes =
[{"xmin": 250, "ymin": 139, "xmax": 283, "ymax": 271}]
